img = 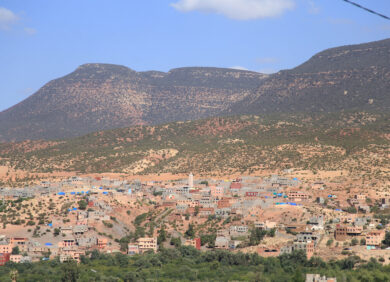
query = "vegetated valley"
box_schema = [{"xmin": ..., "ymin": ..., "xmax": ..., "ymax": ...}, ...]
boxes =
[{"xmin": 0, "ymin": 111, "xmax": 388, "ymax": 184}]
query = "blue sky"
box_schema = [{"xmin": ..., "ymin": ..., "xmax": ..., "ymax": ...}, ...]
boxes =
[{"xmin": 0, "ymin": 0, "xmax": 389, "ymax": 111}]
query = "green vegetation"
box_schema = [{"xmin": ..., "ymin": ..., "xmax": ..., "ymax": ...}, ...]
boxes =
[
  {"xmin": 77, "ymin": 200, "xmax": 87, "ymax": 211},
  {"xmin": 134, "ymin": 213, "xmax": 148, "ymax": 226},
  {"xmin": 53, "ymin": 228, "xmax": 61, "ymax": 237},
  {"xmin": 1, "ymin": 247, "xmax": 390, "ymax": 281},
  {"xmin": 157, "ymin": 226, "xmax": 167, "ymax": 245},
  {"xmin": 11, "ymin": 246, "xmax": 19, "ymax": 255},
  {"xmin": 185, "ymin": 224, "xmax": 195, "ymax": 238},
  {"xmin": 382, "ymin": 231, "xmax": 390, "ymax": 248},
  {"xmin": 170, "ymin": 237, "xmax": 181, "ymax": 248},
  {"xmin": 200, "ymin": 234, "xmax": 216, "ymax": 248},
  {"xmin": 102, "ymin": 221, "xmax": 113, "ymax": 228},
  {"xmin": 346, "ymin": 206, "xmax": 357, "ymax": 214},
  {"xmin": 0, "ymin": 112, "xmax": 388, "ymax": 180}
]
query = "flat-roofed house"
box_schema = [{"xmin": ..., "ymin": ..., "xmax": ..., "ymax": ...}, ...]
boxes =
[
  {"xmin": 335, "ymin": 225, "xmax": 362, "ymax": 241},
  {"xmin": 366, "ymin": 230, "xmax": 386, "ymax": 247},
  {"xmin": 137, "ymin": 237, "xmax": 158, "ymax": 253},
  {"xmin": 215, "ymin": 237, "xmax": 229, "ymax": 249},
  {"xmin": 128, "ymin": 244, "xmax": 140, "ymax": 255}
]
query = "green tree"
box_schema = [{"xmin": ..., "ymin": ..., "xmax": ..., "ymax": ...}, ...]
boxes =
[
  {"xmin": 53, "ymin": 228, "xmax": 61, "ymax": 237},
  {"xmin": 185, "ymin": 224, "xmax": 195, "ymax": 238},
  {"xmin": 158, "ymin": 226, "xmax": 167, "ymax": 245},
  {"xmin": 61, "ymin": 261, "xmax": 79, "ymax": 282},
  {"xmin": 11, "ymin": 246, "xmax": 20, "ymax": 255},
  {"xmin": 194, "ymin": 206, "xmax": 200, "ymax": 216},
  {"xmin": 249, "ymin": 228, "xmax": 267, "ymax": 246},
  {"xmin": 382, "ymin": 231, "xmax": 390, "ymax": 247},
  {"xmin": 170, "ymin": 237, "xmax": 182, "ymax": 247},
  {"xmin": 346, "ymin": 206, "xmax": 357, "ymax": 214},
  {"xmin": 292, "ymin": 268, "xmax": 304, "ymax": 282},
  {"xmin": 78, "ymin": 200, "xmax": 87, "ymax": 210}
]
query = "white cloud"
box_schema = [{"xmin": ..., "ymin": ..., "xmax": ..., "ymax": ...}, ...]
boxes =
[
  {"xmin": 171, "ymin": 0, "xmax": 295, "ymax": 20},
  {"xmin": 0, "ymin": 7, "xmax": 18, "ymax": 30},
  {"xmin": 230, "ymin": 66, "xmax": 249, "ymax": 71}
]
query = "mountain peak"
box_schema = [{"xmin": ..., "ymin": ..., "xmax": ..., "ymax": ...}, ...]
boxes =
[
  {"xmin": 0, "ymin": 64, "xmax": 266, "ymax": 141},
  {"xmin": 228, "ymin": 38, "xmax": 390, "ymax": 115},
  {"xmin": 0, "ymin": 38, "xmax": 389, "ymax": 142}
]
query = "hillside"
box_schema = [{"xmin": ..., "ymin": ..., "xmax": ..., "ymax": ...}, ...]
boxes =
[
  {"xmin": 0, "ymin": 112, "xmax": 388, "ymax": 179},
  {"xmin": 0, "ymin": 65, "xmax": 267, "ymax": 142},
  {"xmin": 228, "ymin": 38, "xmax": 390, "ymax": 115}
]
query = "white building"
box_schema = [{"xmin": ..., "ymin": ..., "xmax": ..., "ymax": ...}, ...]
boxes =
[{"xmin": 188, "ymin": 173, "xmax": 194, "ymax": 188}]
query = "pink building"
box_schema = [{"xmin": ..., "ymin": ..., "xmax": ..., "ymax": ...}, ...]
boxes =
[
  {"xmin": 0, "ymin": 243, "xmax": 12, "ymax": 254},
  {"xmin": 210, "ymin": 186, "xmax": 224, "ymax": 198},
  {"xmin": 366, "ymin": 230, "xmax": 385, "ymax": 247}
]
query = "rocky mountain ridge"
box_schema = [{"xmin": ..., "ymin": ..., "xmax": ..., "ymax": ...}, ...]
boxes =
[
  {"xmin": 228, "ymin": 38, "xmax": 390, "ymax": 115},
  {"xmin": 1, "ymin": 38, "xmax": 389, "ymax": 142},
  {"xmin": 0, "ymin": 66, "xmax": 267, "ymax": 141}
]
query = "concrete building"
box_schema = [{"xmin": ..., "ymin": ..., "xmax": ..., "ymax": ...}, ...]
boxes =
[
  {"xmin": 184, "ymin": 238, "xmax": 201, "ymax": 250},
  {"xmin": 188, "ymin": 173, "xmax": 194, "ymax": 188},
  {"xmin": 97, "ymin": 238, "xmax": 108, "ymax": 249},
  {"xmin": 306, "ymin": 274, "xmax": 337, "ymax": 282},
  {"xmin": 366, "ymin": 230, "xmax": 386, "ymax": 247},
  {"xmin": 10, "ymin": 255, "xmax": 32, "ymax": 263},
  {"xmin": 281, "ymin": 241, "xmax": 315, "ymax": 259},
  {"xmin": 0, "ymin": 253, "xmax": 10, "ymax": 266},
  {"xmin": 254, "ymin": 221, "xmax": 277, "ymax": 230},
  {"xmin": 137, "ymin": 237, "xmax": 158, "ymax": 253},
  {"xmin": 215, "ymin": 237, "xmax": 230, "ymax": 249},
  {"xmin": 128, "ymin": 244, "xmax": 140, "ymax": 255},
  {"xmin": 335, "ymin": 225, "xmax": 362, "ymax": 241},
  {"xmin": 229, "ymin": 225, "xmax": 249, "ymax": 236},
  {"xmin": 297, "ymin": 232, "xmax": 320, "ymax": 247},
  {"xmin": 0, "ymin": 241, "xmax": 12, "ymax": 254},
  {"xmin": 288, "ymin": 191, "xmax": 310, "ymax": 201}
]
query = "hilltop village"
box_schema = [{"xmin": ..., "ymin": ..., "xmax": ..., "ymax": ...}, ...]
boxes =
[{"xmin": 0, "ymin": 172, "xmax": 389, "ymax": 270}]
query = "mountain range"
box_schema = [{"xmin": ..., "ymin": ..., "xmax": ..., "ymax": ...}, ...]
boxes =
[
  {"xmin": 0, "ymin": 66, "xmax": 267, "ymax": 141},
  {"xmin": 0, "ymin": 38, "xmax": 389, "ymax": 142}
]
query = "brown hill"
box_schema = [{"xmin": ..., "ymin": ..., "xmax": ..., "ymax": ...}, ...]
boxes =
[
  {"xmin": 228, "ymin": 38, "xmax": 390, "ymax": 115},
  {"xmin": 1, "ymin": 38, "xmax": 389, "ymax": 142},
  {"xmin": 0, "ymin": 112, "xmax": 388, "ymax": 179},
  {"xmin": 0, "ymin": 65, "xmax": 267, "ymax": 141}
]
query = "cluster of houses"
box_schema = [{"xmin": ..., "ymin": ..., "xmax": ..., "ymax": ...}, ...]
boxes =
[{"xmin": 0, "ymin": 173, "xmax": 389, "ymax": 266}]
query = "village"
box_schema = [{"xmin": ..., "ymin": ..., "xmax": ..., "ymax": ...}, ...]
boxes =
[{"xmin": 0, "ymin": 171, "xmax": 389, "ymax": 275}]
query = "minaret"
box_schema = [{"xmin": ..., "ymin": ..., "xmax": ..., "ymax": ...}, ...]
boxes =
[{"xmin": 188, "ymin": 173, "xmax": 194, "ymax": 188}]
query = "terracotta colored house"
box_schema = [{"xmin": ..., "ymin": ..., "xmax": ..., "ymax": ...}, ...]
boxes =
[
  {"xmin": 366, "ymin": 230, "xmax": 386, "ymax": 247},
  {"xmin": 335, "ymin": 225, "xmax": 362, "ymax": 241},
  {"xmin": 0, "ymin": 253, "xmax": 10, "ymax": 266},
  {"xmin": 185, "ymin": 238, "xmax": 201, "ymax": 250}
]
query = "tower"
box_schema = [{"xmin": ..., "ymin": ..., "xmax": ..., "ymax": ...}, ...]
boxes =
[{"xmin": 188, "ymin": 173, "xmax": 194, "ymax": 188}]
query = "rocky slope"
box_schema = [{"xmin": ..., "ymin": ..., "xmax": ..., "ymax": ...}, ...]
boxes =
[
  {"xmin": 0, "ymin": 65, "xmax": 267, "ymax": 141},
  {"xmin": 0, "ymin": 112, "xmax": 388, "ymax": 178},
  {"xmin": 228, "ymin": 38, "xmax": 390, "ymax": 115},
  {"xmin": 1, "ymin": 38, "xmax": 389, "ymax": 142}
]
